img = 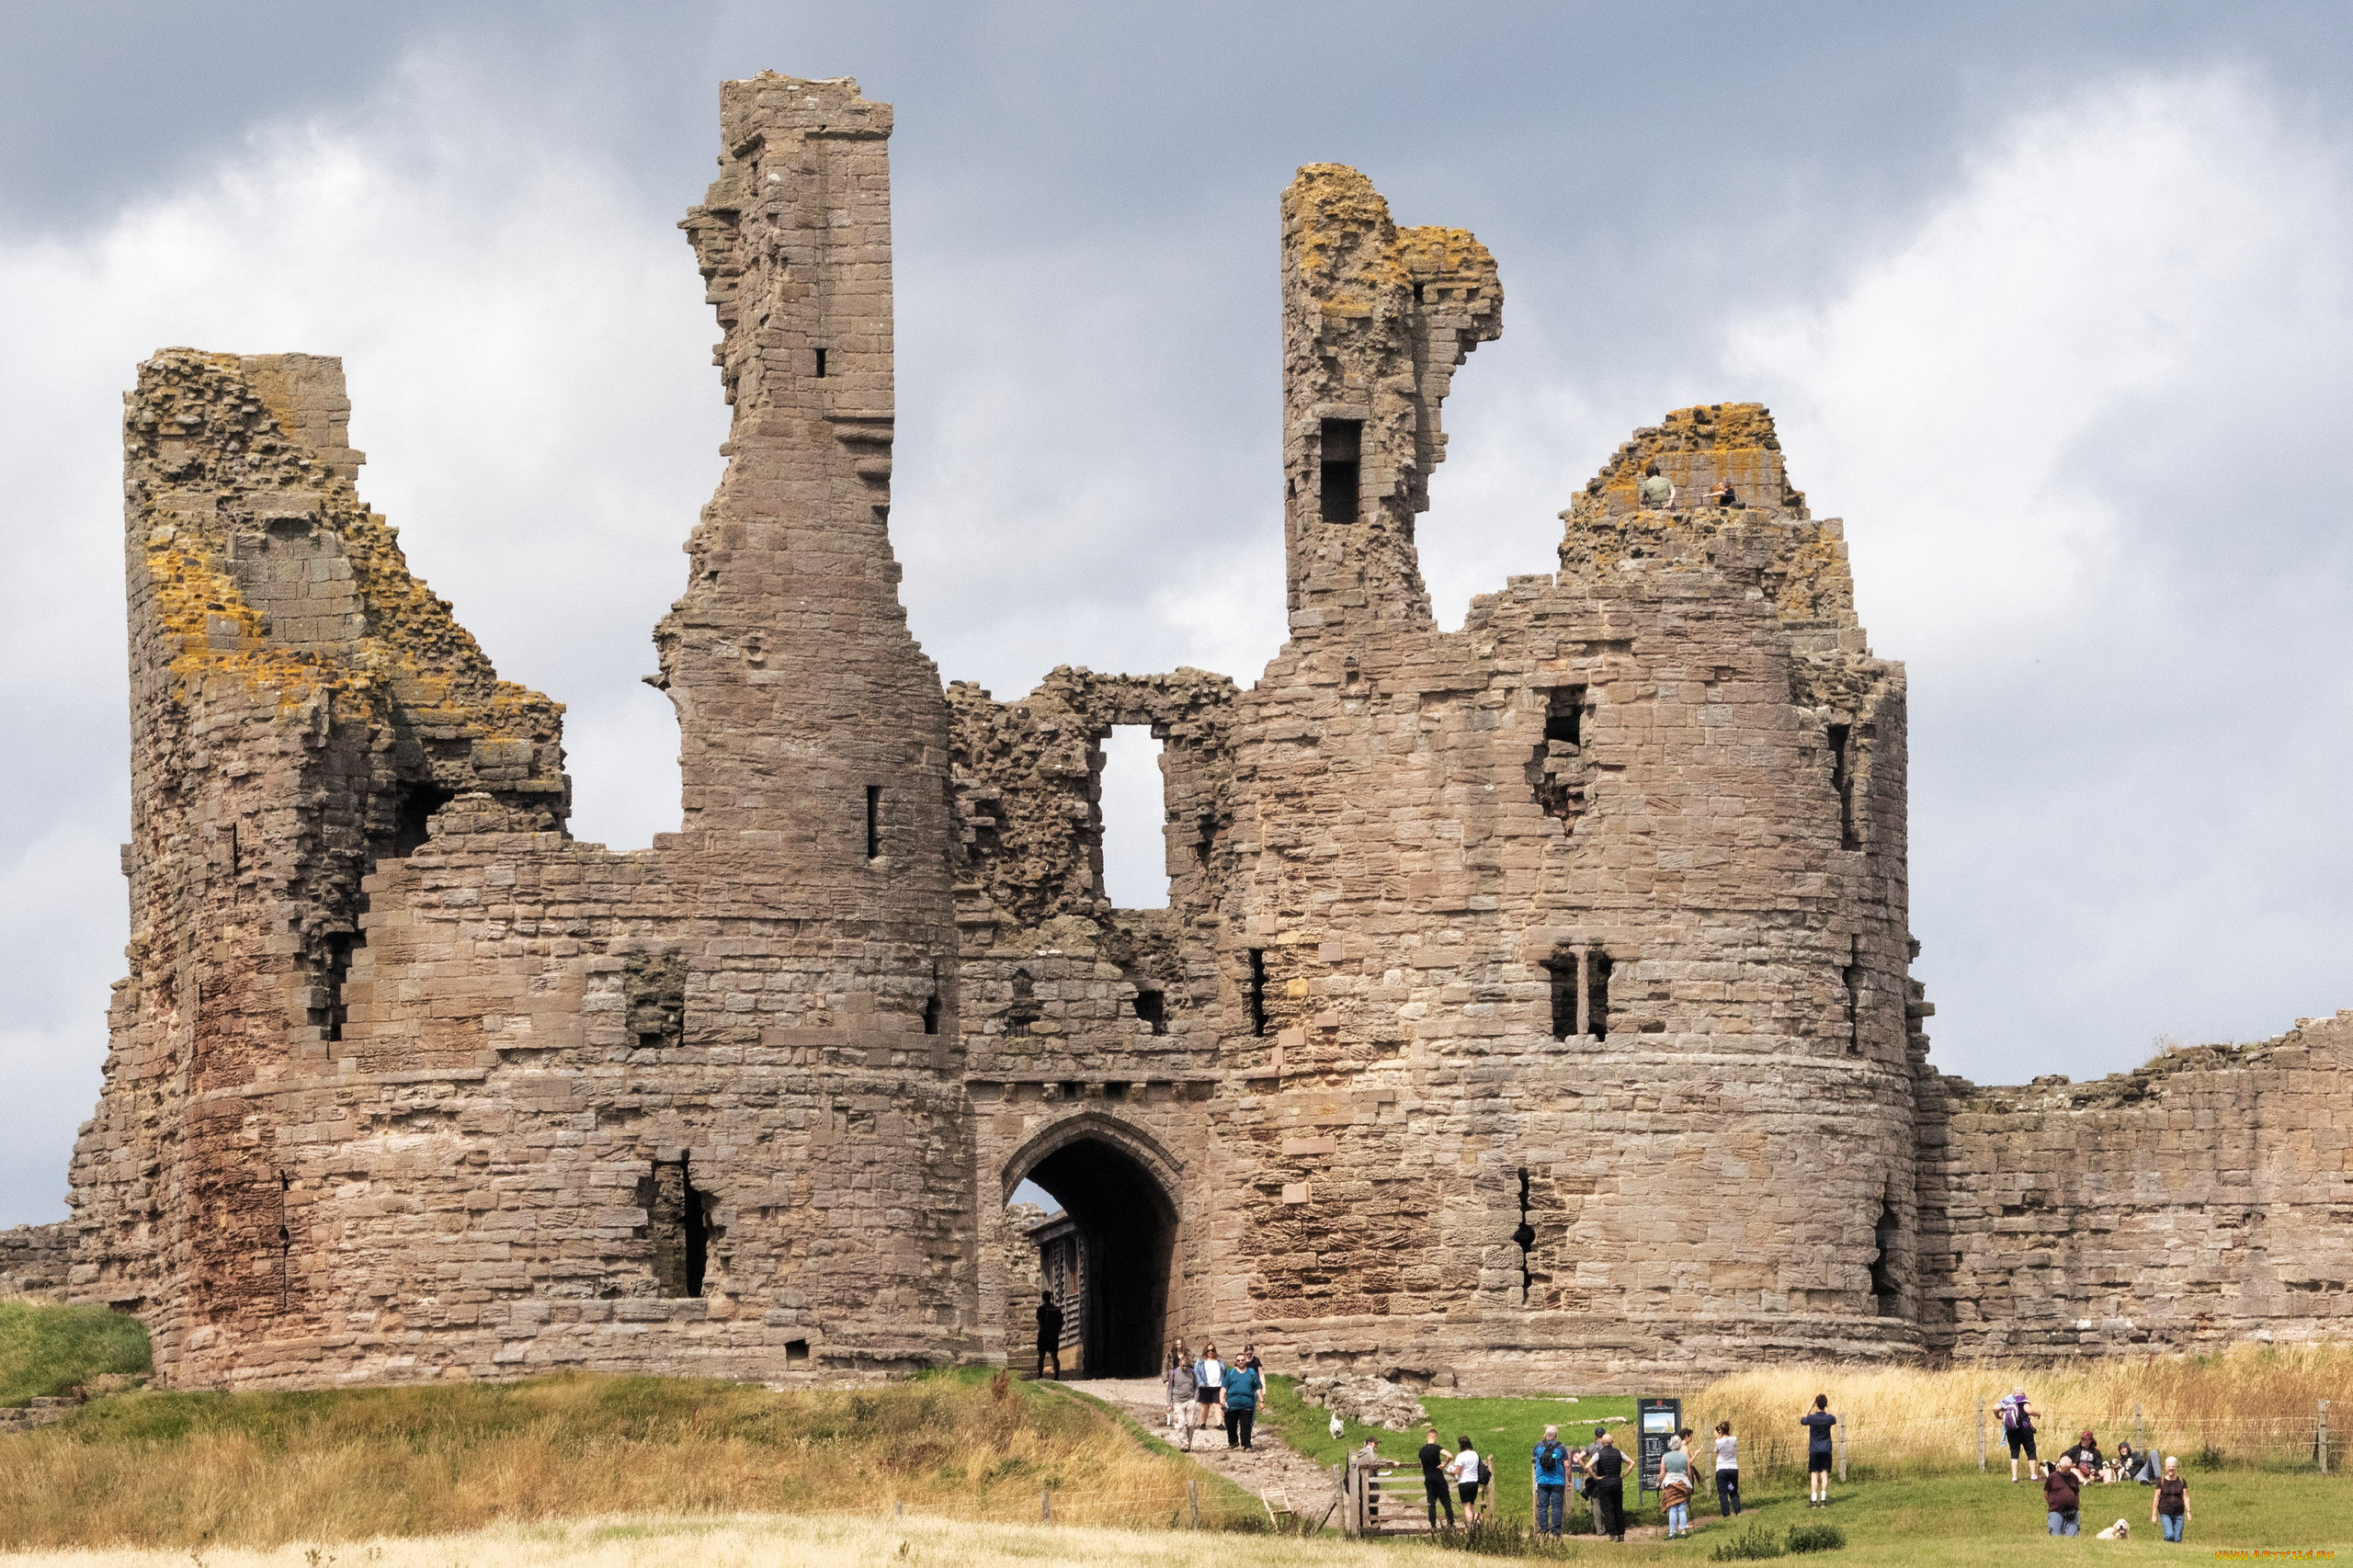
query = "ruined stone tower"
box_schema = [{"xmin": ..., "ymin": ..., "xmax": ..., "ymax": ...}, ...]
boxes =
[{"xmin": 54, "ymin": 74, "xmax": 2351, "ymax": 1391}]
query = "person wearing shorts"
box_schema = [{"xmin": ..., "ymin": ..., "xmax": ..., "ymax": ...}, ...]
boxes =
[
  {"xmin": 1193, "ymin": 1343, "xmax": 1224, "ymax": 1428},
  {"xmin": 1449, "ymin": 1437, "xmax": 1484, "ymax": 1524},
  {"xmin": 1800, "ymin": 1394, "xmax": 1837, "ymax": 1506}
]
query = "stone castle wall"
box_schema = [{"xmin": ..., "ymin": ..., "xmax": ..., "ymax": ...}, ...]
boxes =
[{"xmin": 53, "ymin": 72, "xmax": 2353, "ymax": 1392}]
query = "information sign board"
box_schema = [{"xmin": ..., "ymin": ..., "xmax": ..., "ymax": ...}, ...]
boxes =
[{"xmin": 1637, "ymin": 1397, "xmax": 1682, "ymax": 1493}]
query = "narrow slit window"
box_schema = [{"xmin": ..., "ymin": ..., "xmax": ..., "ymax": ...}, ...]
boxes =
[
  {"xmin": 1548, "ymin": 955, "xmax": 1577, "ymax": 1040},
  {"xmin": 1586, "ymin": 950, "xmax": 1611, "ymax": 1040},
  {"xmin": 1869, "ymin": 1202, "xmax": 1901, "ymax": 1315},
  {"xmin": 1843, "ymin": 937, "xmax": 1864, "ymax": 1056},
  {"xmin": 922, "ymin": 993, "xmax": 942, "ymax": 1036},
  {"xmin": 309, "ymin": 932, "xmax": 358, "ymax": 1042},
  {"xmin": 813, "ymin": 347, "xmax": 828, "ymax": 378},
  {"xmin": 1247, "ymin": 949, "xmax": 1268, "ymax": 1037},
  {"xmin": 864, "ymin": 785, "xmax": 881, "ymax": 859},
  {"xmin": 1826, "ymin": 722, "xmax": 1859, "ymax": 850},
  {"xmin": 642, "ymin": 1158, "xmax": 711, "ymax": 1298},
  {"xmin": 1512, "ymin": 1166, "xmax": 1538, "ymax": 1301},
  {"xmin": 1318, "ymin": 418, "xmax": 1362, "ymax": 524}
]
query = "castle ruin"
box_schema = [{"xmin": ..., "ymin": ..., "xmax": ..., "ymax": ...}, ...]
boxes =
[{"xmin": 40, "ymin": 74, "xmax": 2353, "ymax": 1391}]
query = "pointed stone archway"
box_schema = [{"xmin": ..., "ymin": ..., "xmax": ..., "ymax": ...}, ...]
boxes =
[{"xmin": 1004, "ymin": 1113, "xmax": 1183, "ymax": 1378}]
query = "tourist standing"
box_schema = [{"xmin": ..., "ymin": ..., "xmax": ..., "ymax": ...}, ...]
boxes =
[
  {"xmin": 1996, "ymin": 1384, "xmax": 2040, "ymax": 1481},
  {"xmin": 1531, "ymin": 1424, "xmax": 1570, "ymax": 1537},
  {"xmin": 1584, "ymin": 1429, "xmax": 1628, "ymax": 1541},
  {"xmin": 1449, "ymin": 1435, "xmax": 1484, "ymax": 1525},
  {"xmin": 1035, "ymin": 1293, "xmax": 1063, "ymax": 1380},
  {"xmin": 1165, "ymin": 1347, "xmax": 1199, "ymax": 1450},
  {"xmin": 2150, "ymin": 1457, "xmax": 2190, "ymax": 1543},
  {"xmin": 1418, "ymin": 1426, "xmax": 1458, "ymax": 1530},
  {"xmin": 1193, "ymin": 1343, "xmax": 1225, "ymax": 1431},
  {"xmin": 1801, "ymin": 1393, "xmax": 1838, "ymax": 1506},
  {"xmin": 1639, "ymin": 462, "xmax": 1677, "ymax": 510},
  {"xmin": 1352, "ymin": 1438, "xmax": 1392, "ymax": 1528},
  {"xmin": 1222, "ymin": 1352, "xmax": 1265, "ymax": 1449},
  {"xmin": 1658, "ymin": 1434, "xmax": 1694, "ymax": 1539},
  {"xmin": 2043, "ymin": 1455, "xmax": 2083, "ymax": 1535},
  {"xmin": 1712, "ymin": 1421, "xmax": 1742, "ymax": 1517}
]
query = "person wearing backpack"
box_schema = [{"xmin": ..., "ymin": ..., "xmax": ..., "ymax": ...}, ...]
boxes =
[
  {"xmin": 1531, "ymin": 1425, "xmax": 1571, "ymax": 1537},
  {"xmin": 1996, "ymin": 1384, "xmax": 2040, "ymax": 1482},
  {"xmin": 1448, "ymin": 1435, "xmax": 1485, "ymax": 1525}
]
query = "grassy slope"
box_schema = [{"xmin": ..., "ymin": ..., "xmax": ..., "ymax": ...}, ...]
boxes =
[
  {"xmin": 0, "ymin": 1369, "xmax": 1241, "ymax": 1550},
  {"xmin": 0, "ymin": 1303, "xmax": 150, "ymax": 1407}
]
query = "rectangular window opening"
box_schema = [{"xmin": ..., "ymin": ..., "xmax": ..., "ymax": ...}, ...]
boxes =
[
  {"xmin": 1133, "ymin": 988, "xmax": 1167, "ymax": 1035},
  {"xmin": 1586, "ymin": 951, "xmax": 1611, "ymax": 1040},
  {"xmin": 922, "ymin": 993, "xmax": 942, "ymax": 1036},
  {"xmin": 1247, "ymin": 949, "xmax": 1268, "ymax": 1037},
  {"xmin": 813, "ymin": 347, "xmax": 828, "ymax": 378},
  {"xmin": 1547, "ymin": 946, "xmax": 1611, "ymax": 1041},
  {"xmin": 864, "ymin": 784, "xmax": 881, "ymax": 860},
  {"xmin": 784, "ymin": 1338, "xmax": 811, "ymax": 1363},
  {"xmin": 1318, "ymin": 418, "xmax": 1362, "ymax": 524},
  {"xmin": 308, "ymin": 932, "xmax": 359, "ymax": 1042},
  {"xmin": 642, "ymin": 1158, "xmax": 711, "ymax": 1298},
  {"xmin": 1097, "ymin": 726, "xmax": 1171, "ymax": 909},
  {"xmin": 1826, "ymin": 722, "xmax": 1859, "ymax": 851}
]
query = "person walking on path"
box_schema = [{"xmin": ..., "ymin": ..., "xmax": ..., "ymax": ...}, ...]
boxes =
[
  {"xmin": 1712, "ymin": 1421, "xmax": 1742, "ymax": 1517},
  {"xmin": 1192, "ymin": 1344, "xmax": 1224, "ymax": 1433},
  {"xmin": 1449, "ymin": 1436, "xmax": 1485, "ymax": 1525},
  {"xmin": 1164, "ymin": 1347, "xmax": 1199, "ymax": 1450},
  {"xmin": 1996, "ymin": 1384, "xmax": 2040, "ymax": 1481},
  {"xmin": 1658, "ymin": 1434, "xmax": 1695, "ymax": 1539},
  {"xmin": 1034, "ymin": 1293, "xmax": 1063, "ymax": 1380},
  {"xmin": 1417, "ymin": 1426, "xmax": 1458, "ymax": 1531},
  {"xmin": 2043, "ymin": 1455, "xmax": 2084, "ymax": 1536},
  {"xmin": 1800, "ymin": 1394, "xmax": 1838, "ymax": 1506},
  {"xmin": 1584, "ymin": 1428, "xmax": 1628, "ymax": 1541},
  {"xmin": 1221, "ymin": 1352, "xmax": 1264, "ymax": 1449},
  {"xmin": 1531, "ymin": 1425, "xmax": 1571, "ymax": 1537},
  {"xmin": 2151, "ymin": 1457, "xmax": 2191, "ymax": 1543}
]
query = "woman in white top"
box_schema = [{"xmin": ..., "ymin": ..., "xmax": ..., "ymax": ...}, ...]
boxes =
[
  {"xmin": 1449, "ymin": 1437, "xmax": 1485, "ymax": 1524},
  {"xmin": 1712, "ymin": 1421, "xmax": 1741, "ymax": 1517}
]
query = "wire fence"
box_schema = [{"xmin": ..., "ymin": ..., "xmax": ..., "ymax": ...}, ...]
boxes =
[{"xmin": 1721, "ymin": 1403, "xmax": 2339, "ymax": 1481}]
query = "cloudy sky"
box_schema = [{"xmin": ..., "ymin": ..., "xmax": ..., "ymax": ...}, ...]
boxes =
[{"xmin": 4, "ymin": 2, "xmax": 2350, "ymax": 1224}]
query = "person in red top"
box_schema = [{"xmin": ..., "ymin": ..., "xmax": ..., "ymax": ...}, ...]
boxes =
[{"xmin": 2043, "ymin": 1456, "xmax": 2083, "ymax": 1536}]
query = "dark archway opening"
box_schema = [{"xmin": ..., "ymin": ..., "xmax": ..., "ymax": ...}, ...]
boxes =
[{"xmin": 1021, "ymin": 1137, "xmax": 1176, "ymax": 1378}]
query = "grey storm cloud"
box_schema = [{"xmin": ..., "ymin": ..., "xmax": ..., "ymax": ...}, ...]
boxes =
[{"xmin": 4, "ymin": 1, "xmax": 2352, "ymax": 1222}]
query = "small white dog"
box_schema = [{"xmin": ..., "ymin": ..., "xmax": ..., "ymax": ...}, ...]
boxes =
[
  {"xmin": 2094, "ymin": 1518, "xmax": 2132, "ymax": 1540},
  {"xmin": 1329, "ymin": 1412, "xmax": 1346, "ymax": 1440}
]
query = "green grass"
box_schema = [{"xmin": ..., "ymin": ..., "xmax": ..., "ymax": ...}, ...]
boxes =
[{"xmin": 0, "ymin": 1301, "xmax": 150, "ymax": 1407}]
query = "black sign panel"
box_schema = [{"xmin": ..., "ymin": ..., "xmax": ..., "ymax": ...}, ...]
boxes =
[{"xmin": 1637, "ymin": 1397, "xmax": 1682, "ymax": 1493}]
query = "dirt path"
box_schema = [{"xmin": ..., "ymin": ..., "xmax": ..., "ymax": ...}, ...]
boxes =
[{"xmin": 1060, "ymin": 1377, "xmax": 1343, "ymax": 1523}]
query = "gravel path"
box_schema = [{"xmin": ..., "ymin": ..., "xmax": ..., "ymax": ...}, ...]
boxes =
[{"xmin": 1060, "ymin": 1376, "xmax": 1344, "ymax": 1524}]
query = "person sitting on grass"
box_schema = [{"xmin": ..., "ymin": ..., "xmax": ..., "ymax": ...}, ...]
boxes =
[
  {"xmin": 1800, "ymin": 1393, "xmax": 1838, "ymax": 1506},
  {"xmin": 2151, "ymin": 1456, "xmax": 2191, "ymax": 1543},
  {"xmin": 2043, "ymin": 1454, "xmax": 2084, "ymax": 1536},
  {"xmin": 2063, "ymin": 1429, "xmax": 2108, "ymax": 1482}
]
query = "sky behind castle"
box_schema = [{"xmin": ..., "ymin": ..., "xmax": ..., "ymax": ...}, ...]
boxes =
[{"xmin": 5, "ymin": 1, "xmax": 2352, "ymax": 1222}]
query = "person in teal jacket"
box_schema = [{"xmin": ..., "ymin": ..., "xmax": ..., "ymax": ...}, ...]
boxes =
[{"xmin": 1222, "ymin": 1348, "xmax": 1266, "ymax": 1450}]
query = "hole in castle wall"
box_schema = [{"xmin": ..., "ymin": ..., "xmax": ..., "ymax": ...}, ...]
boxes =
[
  {"xmin": 387, "ymin": 783, "xmax": 454, "ymax": 861},
  {"xmin": 1247, "ymin": 949, "xmax": 1268, "ymax": 1037},
  {"xmin": 1545, "ymin": 947, "xmax": 1611, "ymax": 1040},
  {"xmin": 625, "ymin": 954, "xmax": 687, "ymax": 1050},
  {"xmin": 1527, "ymin": 687, "xmax": 1589, "ymax": 824},
  {"xmin": 1319, "ymin": 418, "xmax": 1362, "ymax": 524},
  {"xmin": 785, "ymin": 1338, "xmax": 811, "ymax": 1363},
  {"xmin": 1842, "ymin": 937, "xmax": 1864, "ymax": 1056},
  {"xmin": 813, "ymin": 347, "xmax": 828, "ymax": 378},
  {"xmin": 865, "ymin": 784, "xmax": 882, "ymax": 859},
  {"xmin": 1825, "ymin": 723, "xmax": 1859, "ymax": 851},
  {"xmin": 1132, "ymin": 988, "xmax": 1167, "ymax": 1035},
  {"xmin": 1512, "ymin": 1167, "xmax": 1538, "ymax": 1301},
  {"xmin": 1586, "ymin": 952, "xmax": 1612, "ymax": 1040},
  {"xmin": 642, "ymin": 1157, "xmax": 711, "ymax": 1298},
  {"xmin": 1097, "ymin": 727, "xmax": 1170, "ymax": 909},
  {"xmin": 1869, "ymin": 1203, "xmax": 1901, "ymax": 1317},
  {"xmin": 923, "ymin": 993, "xmax": 942, "ymax": 1036},
  {"xmin": 309, "ymin": 932, "xmax": 358, "ymax": 1042}
]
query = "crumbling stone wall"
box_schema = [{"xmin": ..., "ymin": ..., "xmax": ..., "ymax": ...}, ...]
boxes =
[
  {"xmin": 0, "ymin": 1224, "xmax": 68, "ymax": 1299},
  {"xmin": 1919, "ymin": 1015, "xmax": 2353, "ymax": 1356},
  {"xmin": 57, "ymin": 72, "xmax": 2353, "ymax": 1393}
]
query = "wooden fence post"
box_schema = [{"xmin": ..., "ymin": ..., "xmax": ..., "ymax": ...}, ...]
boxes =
[
  {"xmin": 2321, "ymin": 1401, "xmax": 2331, "ymax": 1475},
  {"xmin": 1188, "ymin": 1479, "xmax": 1200, "ymax": 1528},
  {"xmin": 2134, "ymin": 1402, "xmax": 2144, "ymax": 1457},
  {"xmin": 1978, "ymin": 1400, "xmax": 1987, "ymax": 1472},
  {"xmin": 1837, "ymin": 1417, "xmax": 1849, "ymax": 1483},
  {"xmin": 1041, "ymin": 1488, "xmax": 1052, "ymax": 1524}
]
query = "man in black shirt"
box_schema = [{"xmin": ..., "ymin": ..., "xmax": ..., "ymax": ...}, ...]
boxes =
[
  {"xmin": 1417, "ymin": 1426, "xmax": 1457, "ymax": 1530},
  {"xmin": 1035, "ymin": 1294, "xmax": 1063, "ymax": 1380},
  {"xmin": 1584, "ymin": 1429, "xmax": 1627, "ymax": 1541}
]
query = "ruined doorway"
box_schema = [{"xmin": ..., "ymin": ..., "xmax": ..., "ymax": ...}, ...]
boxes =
[{"xmin": 1016, "ymin": 1135, "xmax": 1177, "ymax": 1378}]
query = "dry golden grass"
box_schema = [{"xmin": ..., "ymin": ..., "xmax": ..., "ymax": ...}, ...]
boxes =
[
  {"xmin": 1692, "ymin": 1342, "xmax": 2353, "ymax": 1475},
  {"xmin": 0, "ymin": 1370, "xmax": 1252, "ymax": 1551},
  {"xmin": 0, "ymin": 1514, "xmax": 1387, "ymax": 1568}
]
